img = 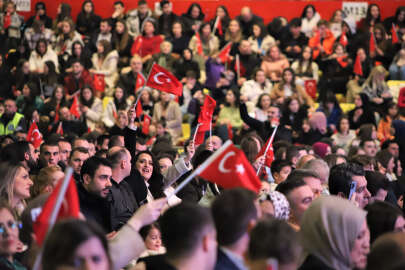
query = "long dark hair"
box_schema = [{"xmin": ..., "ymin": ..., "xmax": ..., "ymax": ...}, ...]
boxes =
[
  {"xmin": 185, "ymin": 3, "xmax": 204, "ymax": 20},
  {"xmin": 279, "ymin": 68, "xmax": 297, "ymax": 90},
  {"xmin": 81, "ymin": 0, "xmax": 94, "ymax": 16},
  {"xmin": 297, "ymin": 46, "xmax": 314, "ymax": 75},
  {"xmin": 35, "ymin": 39, "xmax": 48, "ymax": 56},
  {"xmin": 79, "ymin": 84, "xmax": 95, "ymax": 107},
  {"xmin": 42, "ymin": 219, "xmax": 112, "ymax": 270},
  {"xmin": 43, "ymin": 61, "xmax": 58, "ymax": 85},
  {"xmin": 301, "ymin": 4, "xmax": 317, "ymax": 19},
  {"xmin": 135, "ymin": 150, "xmax": 165, "ymax": 199},
  {"xmin": 365, "ymin": 4, "xmax": 381, "ymax": 24}
]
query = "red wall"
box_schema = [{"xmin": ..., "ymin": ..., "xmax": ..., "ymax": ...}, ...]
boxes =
[{"xmin": 22, "ymin": 0, "xmax": 403, "ymax": 23}]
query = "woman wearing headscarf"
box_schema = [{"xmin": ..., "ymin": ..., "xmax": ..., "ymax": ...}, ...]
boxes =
[
  {"xmin": 348, "ymin": 93, "xmax": 376, "ymax": 130},
  {"xmin": 299, "ymin": 196, "xmax": 370, "ymax": 270},
  {"xmin": 259, "ymin": 190, "xmax": 290, "ymax": 220}
]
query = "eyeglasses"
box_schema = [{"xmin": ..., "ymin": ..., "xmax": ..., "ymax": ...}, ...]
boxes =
[{"xmin": 0, "ymin": 221, "xmax": 22, "ymax": 235}]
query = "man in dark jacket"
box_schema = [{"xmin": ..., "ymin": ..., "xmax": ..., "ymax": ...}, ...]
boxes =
[
  {"xmin": 236, "ymin": 7, "xmax": 263, "ymax": 37},
  {"xmin": 239, "ymin": 102, "xmax": 292, "ymax": 143},
  {"xmin": 63, "ymin": 59, "xmax": 92, "ymax": 97},
  {"xmin": 117, "ymin": 55, "xmax": 144, "ymax": 98},
  {"xmin": 79, "ymin": 156, "xmax": 113, "ymax": 232},
  {"xmin": 279, "ymin": 18, "xmax": 309, "ymax": 60},
  {"xmin": 212, "ymin": 188, "xmax": 259, "ymax": 270},
  {"xmin": 107, "ymin": 146, "xmax": 139, "ymax": 230}
]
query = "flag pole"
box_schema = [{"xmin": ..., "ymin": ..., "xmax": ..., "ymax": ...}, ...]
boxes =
[
  {"xmin": 168, "ymin": 140, "xmax": 233, "ymax": 198},
  {"xmin": 32, "ymin": 167, "xmax": 74, "ymax": 270},
  {"xmin": 213, "ymin": 16, "xmax": 219, "ymax": 34},
  {"xmin": 192, "ymin": 123, "xmax": 202, "ymax": 144},
  {"xmin": 236, "ymin": 54, "xmax": 240, "ymax": 81},
  {"xmin": 256, "ymin": 125, "xmax": 278, "ymax": 175},
  {"xmin": 133, "ymin": 63, "xmax": 154, "ymax": 113}
]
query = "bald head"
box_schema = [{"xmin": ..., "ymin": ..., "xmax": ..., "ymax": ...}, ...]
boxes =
[
  {"xmin": 107, "ymin": 146, "xmax": 132, "ymax": 181},
  {"xmin": 241, "ymin": 7, "xmax": 252, "ymax": 21}
]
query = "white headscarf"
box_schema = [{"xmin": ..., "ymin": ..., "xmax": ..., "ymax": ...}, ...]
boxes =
[{"xmin": 300, "ymin": 196, "xmax": 366, "ymax": 270}]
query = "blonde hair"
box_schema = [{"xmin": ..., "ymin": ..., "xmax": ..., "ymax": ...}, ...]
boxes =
[
  {"xmin": 31, "ymin": 165, "xmax": 62, "ymax": 197},
  {"xmin": 0, "ymin": 162, "xmax": 26, "ymax": 208}
]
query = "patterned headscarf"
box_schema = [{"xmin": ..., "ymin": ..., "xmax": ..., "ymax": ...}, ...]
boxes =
[{"xmin": 260, "ymin": 190, "xmax": 290, "ymax": 220}]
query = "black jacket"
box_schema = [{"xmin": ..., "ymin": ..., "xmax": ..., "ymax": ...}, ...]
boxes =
[
  {"xmin": 214, "ymin": 248, "xmax": 240, "ymax": 270},
  {"xmin": 77, "ymin": 183, "xmax": 112, "ymax": 233},
  {"xmin": 298, "ymin": 254, "xmax": 335, "ymax": 270},
  {"xmin": 109, "ymin": 178, "xmax": 139, "ymax": 230},
  {"xmin": 239, "ymin": 103, "xmax": 292, "ymax": 143}
]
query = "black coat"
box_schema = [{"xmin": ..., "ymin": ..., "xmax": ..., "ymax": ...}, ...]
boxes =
[
  {"xmin": 109, "ymin": 178, "xmax": 139, "ymax": 230},
  {"xmin": 239, "ymin": 103, "xmax": 292, "ymax": 143},
  {"xmin": 214, "ymin": 248, "xmax": 240, "ymax": 270},
  {"xmin": 298, "ymin": 254, "xmax": 335, "ymax": 270},
  {"xmin": 138, "ymin": 255, "xmax": 177, "ymax": 270},
  {"xmin": 77, "ymin": 183, "xmax": 112, "ymax": 233}
]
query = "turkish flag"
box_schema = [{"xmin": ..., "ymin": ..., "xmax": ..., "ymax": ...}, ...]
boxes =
[
  {"xmin": 354, "ymin": 54, "xmax": 363, "ymax": 76},
  {"xmin": 198, "ymin": 95, "xmax": 216, "ymax": 131},
  {"xmin": 134, "ymin": 72, "xmax": 146, "ymax": 93},
  {"xmin": 337, "ymin": 56, "xmax": 349, "ymax": 68},
  {"xmin": 199, "ymin": 141, "xmax": 261, "ymax": 193},
  {"xmin": 195, "ymin": 31, "xmax": 204, "ymax": 56},
  {"xmin": 195, "ymin": 128, "xmax": 206, "ymax": 145},
  {"xmin": 304, "ymin": 79, "xmax": 317, "ymax": 99},
  {"xmin": 131, "ymin": 36, "xmax": 143, "ymax": 56},
  {"xmin": 398, "ymin": 87, "xmax": 405, "ymax": 108},
  {"xmin": 216, "ymin": 17, "xmax": 223, "ymax": 36},
  {"xmin": 369, "ymin": 32, "xmax": 376, "ymax": 54},
  {"xmin": 339, "ymin": 31, "xmax": 348, "ymax": 47},
  {"xmin": 4, "ymin": 13, "xmax": 11, "ymax": 29},
  {"xmin": 146, "ymin": 63, "xmax": 182, "ymax": 96},
  {"xmin": 27, "ymin": 122, "xmax": 43, "ymax": 149},
  {"xmin": 227, "ymin": 124, "xmax": 233, "ymax": 140},
  {"xmin": 93, "ymin": 74, "xmax": 105, "ymax": 92},
  {"xmin": 392, "ymin": 24, "xmax": 399, "ymax": 44},
  {"xmin": 256, "ymin": 136, "xmax": 275, "ymax": 167},
  {"xmin": 218, "ymin": 42, "xmax": 232, "ymax": 63},
  {"xmin": 142, "ymin": 114, "xmax": 151, "ymax": 135},
  {"xmin": 33, "ymin": 174, "xmax": 80, "ymax": 245},
  {"xmin": 136, "ymin": 102, "xmax": 143, "ymax": 117},
  {"xmin": 70, "ymin": 95, "xmax": 81, "ymax": 119}
]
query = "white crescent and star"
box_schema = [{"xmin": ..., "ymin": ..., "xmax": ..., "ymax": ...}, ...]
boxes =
[
  {"xmin": 32, "ymin": 129, "xmax": 41, "ymax": 140},
  {"xmin": 218, "ymin": 151, "xmax": 235, "ymax": 173},
  {"xmin": 153, "ymin": 72, "xmax": 171, "ymax": 85}
]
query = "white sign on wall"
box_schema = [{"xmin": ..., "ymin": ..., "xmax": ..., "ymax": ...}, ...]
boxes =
[
  {"xmin": 342, "ymin": 2, "xmax": 368, "ymax": 22},
  {"xmin": 13, "ymin": 0, "xmax": 31, "ymax": 12}
]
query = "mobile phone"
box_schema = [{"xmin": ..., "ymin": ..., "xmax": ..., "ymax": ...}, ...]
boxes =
[{"xmin": 348, "ymin": 181, "xmax": 357, "ymax": 200}]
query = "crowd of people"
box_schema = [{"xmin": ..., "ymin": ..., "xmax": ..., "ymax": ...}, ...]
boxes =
[{"xmin": 0, "ymin": 0, "xmax": 405, "ymax": 269}]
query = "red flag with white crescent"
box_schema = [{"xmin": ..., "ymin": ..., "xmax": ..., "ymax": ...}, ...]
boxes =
[
  {"xmin": 145, "ymin": 63, "xmax": 182, "ymax": 96},
  {"xmin": 27, "ymin": 122, "xmax": 43, "ymax": 149},
  {"xmin": 198, "ymin": 141, "xmax": 261, "ymax": 193}
]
